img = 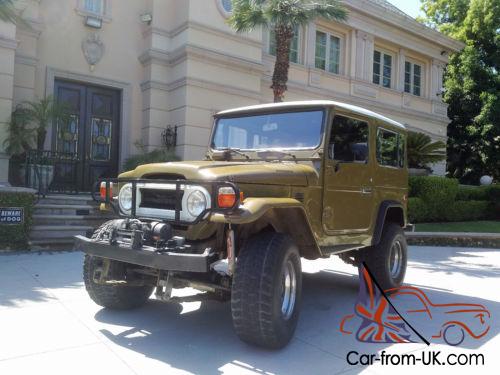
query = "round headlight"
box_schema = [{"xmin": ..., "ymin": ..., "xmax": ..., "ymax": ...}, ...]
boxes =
[
  {"xmin": 186, "ymin": 189, "xmax": 207, "ymax": 217},
  {"xmin": 119, "ymin": 184, "xmax": 133, "ymax": 213}
]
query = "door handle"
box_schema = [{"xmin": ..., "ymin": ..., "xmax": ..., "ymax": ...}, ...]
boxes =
[{"xmin": 361, "ymin": 187, "xmax": 373, "ymax": 194}]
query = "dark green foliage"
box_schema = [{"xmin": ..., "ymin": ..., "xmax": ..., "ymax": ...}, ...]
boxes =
[
  {"xmin": 408, "ymin": 198, "xmax": 428, "ymax": 223},
  {"xmin": 409, "ymin": 176, "xmax": 458, "ymax": 220},
  {"xmin": 123, "ymin": 148, "xmax": 180, "ymax": 172},
  {"xmin": 0, "ymin": 191, "xmax": 35, "ymax": 250},
  {"xmin": 419, "ymin": 0, "xmax": 500, "ymax": 184},
  {"xmin": 406, "ymin": 131, "xmax": 446, "ymax": 169},
  {"xmin": 407, "ymin": 176, "xmax": 498, "ymax": 222},
  {"xmin": 444, "ymin": 201, "xmax": 491, "ymax": 222}
]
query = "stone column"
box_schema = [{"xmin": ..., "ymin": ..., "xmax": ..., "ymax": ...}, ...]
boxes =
[
  {"xmin": 397, "ymin": 48, "xmax": 406, "ymax": 92},
  {"xmin": 354, "ymin": 30, "xmax": 374, "ymax": 82},
  {"xmin": 348, "ymin": 29, "xmax": 356, "ymax": 78},
  {"xmin": 304, "ymin": 21, "xmax": 316, "ymax": 68},
  {"xmin": 0, "ymin": 20, "xmax": 17, "ymax": 184}
]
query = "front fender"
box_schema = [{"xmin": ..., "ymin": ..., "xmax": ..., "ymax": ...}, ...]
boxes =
[{"xmin": 210, "ymin": 198, "xmax": 322, "ymax": 260}]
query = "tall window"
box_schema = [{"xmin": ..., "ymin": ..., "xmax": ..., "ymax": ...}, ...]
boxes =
[
  {"xmin": 315, "ymin": 31, "xmax": 341, "ymax": 74},
  {"xmin": 405, "ymin": 61, "xmax": 422, "ymax": 96},
  {"xmin": 373, "ymin": 50, "xmax": 392, "ymax": 88},
  {"xmin": 269, "ymin": 26, "xmax": 300, "ymax": 64},
  {"xmin": 84, "ymin": 0, "xmax": 103, "ymax": 14}
]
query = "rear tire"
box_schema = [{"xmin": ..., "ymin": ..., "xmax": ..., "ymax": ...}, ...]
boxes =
[
  {"xmin": 83, "ymin": 221, "xmax": 153, "ymax": 310},
  {"xmin": 231, "ymin": 232, "xmax": 302, "ymax": 349},
  {"xmin": 363, "ymin": 223, "xmax": 407, "ymax": 291}
]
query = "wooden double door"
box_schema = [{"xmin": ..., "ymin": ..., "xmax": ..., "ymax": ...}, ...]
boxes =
[{"xmin": 54, "ymin": 80, "xmax": 120, "ymax": 191}]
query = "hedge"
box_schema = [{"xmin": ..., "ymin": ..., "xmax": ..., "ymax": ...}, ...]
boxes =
[
  {"xmin": 0, "ymin": 190, "xmax": 35, "ymax": 250},
  {"xmin": 408, "ymin": 176, "xmax": 499, "ymax": 222}
]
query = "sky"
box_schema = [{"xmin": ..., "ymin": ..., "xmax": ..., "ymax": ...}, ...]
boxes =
[{"xmin": 385, "ymin": 0, "xmax": 424, "ymax": 19}]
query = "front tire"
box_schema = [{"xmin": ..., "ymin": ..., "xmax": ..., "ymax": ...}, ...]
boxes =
[
  {"xmin": 363, "ymin": 223, "xmax": 407, "ymax": 291},
  {"xmin": 83, "ymin": 221, "xmax": 153, "ymax": 310},
  {"xmin": 231, "ymin": 232, "xmax": 302, "ymax": 349}
]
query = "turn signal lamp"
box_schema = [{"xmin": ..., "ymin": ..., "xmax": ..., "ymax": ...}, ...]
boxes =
[
  {"xmin": 100, "ymin": 182, "xmax": 113, "ymax": 201},
  {"xmin": 217, "ymin": 186, "xmax": 243, "ymax": 208}
]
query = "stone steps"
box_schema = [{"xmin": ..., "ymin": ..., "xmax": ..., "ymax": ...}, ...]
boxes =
[{"xmin": 28, "ymin": 194, "xmax": 117, "ymax": 250}]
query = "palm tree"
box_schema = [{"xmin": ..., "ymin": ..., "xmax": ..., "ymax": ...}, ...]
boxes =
[
  {"xmin": 21, "ymin": 96, "xmax": 71, "ymax": 151},
  {"xmin": 0, "ymin": 0, "xmax": 29, "ymax": 26},
  {"xmin": 229, "ymin": 0, "xmax": 347, "ymax": 102},
  {"xmin": 407, "ymin": 131, "xmax": 446, "ymax": 169},
  {"xmin": 3, "ymin": 106, "xmax": 35, "ymax": 155}
]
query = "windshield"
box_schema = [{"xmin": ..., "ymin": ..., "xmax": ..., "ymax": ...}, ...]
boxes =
[{"xmin": 212, "ymin": 110, "xmax": 324, "ymax": 151}]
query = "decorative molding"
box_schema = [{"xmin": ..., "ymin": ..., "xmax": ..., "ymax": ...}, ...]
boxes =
[
  {"xmin": 346, "ymin": 0, "xmax": 464, "ymax": 52},
  {"xmin": 141, "ymin": 77, "xmax": 261, "ymax": 101},
  {"xmin": 81, "ymin": 33, "xmax": 105, "ymax": 68},
  {"xmin": 0, "ymin": 36, "xmax": 18, "ymax": 50},
  {"xmin": 352, "ymin": 83, "xmax": 378, "ymax": 99},
  {"xmin": 143, "ymin": 21, "xmax": 262, "ymax": 49},
  {"xmin": 14, "ymin": 53, "xmax": 38, "ymax": 67},
  {"xmin": 139, "ymin": 44, "xmax": 264, "ymax": 75}
]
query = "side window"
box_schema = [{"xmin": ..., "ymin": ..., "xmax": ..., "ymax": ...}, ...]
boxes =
[
  {"xmin": 329, "ymin": 115, "xmax": 369, "ymax": 163},
  {"xmin": 377, "ymin": 128, "xmax": 405, "ymax": 167}
]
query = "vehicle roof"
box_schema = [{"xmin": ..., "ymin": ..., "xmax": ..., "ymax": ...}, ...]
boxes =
[{"xmin": 216, "ymin": 100, "xmax": 406, "ymax": 130}]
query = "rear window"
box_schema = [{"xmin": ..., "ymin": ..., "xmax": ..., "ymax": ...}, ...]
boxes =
[{"xmin": 376, "ymin": 128, "xmax": 405, "ymax": 168}]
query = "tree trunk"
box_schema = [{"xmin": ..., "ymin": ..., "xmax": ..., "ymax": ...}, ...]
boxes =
[
  {"xmin": 271, "ymin": 24, "xmax": 293, "ymax": 103},
  {"xmin": 37, "ymin": 128, "xmax": 46, "ymax": 151}
]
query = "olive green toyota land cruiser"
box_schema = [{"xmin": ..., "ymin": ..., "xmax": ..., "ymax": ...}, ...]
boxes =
[{"xmin": 75, "ymin": 100, "xmax": 408, "ymax": 349}]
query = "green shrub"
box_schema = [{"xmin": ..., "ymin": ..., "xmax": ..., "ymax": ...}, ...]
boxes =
[
  {"xmin": 123, "ymin": 148, "xmax": 180, "ymax": 171},
  {"xmin": 444, "ymin": 201, "xmax": 490, "ymax": 222},
  {"xmin": 0, "ymin": 191, "xmax": 35, "ymax": 250},
  {"xmin": 409, "ymin": 176, "xmax": 459, "ymax": 220},
  {"xmin": 486, "ymin": 185, "xmax": 500, "ymax": 219},
  {"xmin": 456, "ymin": 185, "xmax": 489, "ymax": 201},
  {"xmin": 408, "ymin": 197, "xmax": 429, "ymax": 223}
]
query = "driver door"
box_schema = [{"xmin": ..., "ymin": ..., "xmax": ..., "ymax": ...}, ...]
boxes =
[{"xmin": 323, "ymin": 114, "xmax": 374, "ymax": 233}]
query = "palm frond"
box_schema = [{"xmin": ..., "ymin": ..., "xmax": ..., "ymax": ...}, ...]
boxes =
[
  {"xmin": 228, "ymin": 0, "xmax": 268, "ymax": 32},
  {"xmin": 407, "ymin": 131, "xmax": 446, "ymax": 168}
]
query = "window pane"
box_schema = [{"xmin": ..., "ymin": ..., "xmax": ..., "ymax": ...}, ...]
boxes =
[
  {"xmin": 398, "ymin": 134, "xmax": 405, "ymax": 168},
  {"xmin": 315, "ymin": 31, "xmax": 327, "ymax": 70},
  {"xmin": 213, "ymin": 111, "xmax": 324, "ymax": 150},
  {"xmin": 404, "ymin": 61, "xmax": 411, "ymax": 93},
  {"xmin": 373, "ymin": 51, "xmax": 381, "ymax": 84},
  {"xmin": 270, "ymin": 26, "xmax": 299, "ymax": 63},
  {"xmin": 329, "ymin": 116, "xmax": 369, "ymax": 162},
  {"xmin": 329, "ymin": 36, "xmax": 340, "ymax": 74},
  {"xmin": 84, "ymin": 0, "xmax": 102, "ymax": 14},
  {"xmin": 374, "ymin": 50, "xmax": 381, "ymax": 64},
  {"xmin": 377, "ymin": 129, "xmax": 399, "ymax": 167},
  {"xmin": 413, "ymin": 64, "xmax": 421, "ymax": 96},
  {"xmin": 373, "ymin": 72, "xmax": 380, "ymax": 85}
]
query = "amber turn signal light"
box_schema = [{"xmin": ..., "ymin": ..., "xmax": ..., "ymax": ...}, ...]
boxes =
[
  {"xmin": 217, "ymin": 186, "xmax": 243, "ymax": 208},
  {"xmin": 100, "ymin": 182, "xmax": 113, "ymax": 201}
]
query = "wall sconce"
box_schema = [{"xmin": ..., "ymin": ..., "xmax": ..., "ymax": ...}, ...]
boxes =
[
  {"xmin": 162, "ymin": 125, "xmax": 177, "ymax": 149},
  {"xmin": 85, "ymin": 16, "xmax": 102, "ymax": 29},
  {"xmin": 141, "ymin": 13, "xmax": 153, "ymax": 25}
]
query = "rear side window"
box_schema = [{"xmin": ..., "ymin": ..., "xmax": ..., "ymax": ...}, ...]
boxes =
[
  {"xmin": 377, "ymin": 128, "xmax": 405, "ymax": 168},
  {"xmin": 329, "ymin": 115, "xmax": 369, "ymax": 163}
]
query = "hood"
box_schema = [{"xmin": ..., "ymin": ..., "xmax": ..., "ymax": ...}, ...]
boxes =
[{"xmin": 119, "ymin": 161, "xmax": 318, "ymax": 186}]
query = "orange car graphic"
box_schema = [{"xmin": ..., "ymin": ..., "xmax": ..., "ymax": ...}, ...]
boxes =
[{"xmin": 340, "ymin": 266, "xmax": 490, "ymax": 346}]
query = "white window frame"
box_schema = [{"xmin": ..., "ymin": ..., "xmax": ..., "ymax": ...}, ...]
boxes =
[
  {"xmin": 404, "ymin": 59, "xmax": 424, "ymax": 97},
  {"xmin": 216, "ymin": 0, "xmax": 233, "ymax": 18},
  {"xmin": 373, "ymin": 48, "xmax": 394, "ymax": 89},
  {"xmin": 76, "ymin": 0, "xmax": 111, "ymax": 21},
  {"xmin": 314, "ymin": 29, "xmax": 344, "ymax": 75},
  {"xmin": 268, "ymin": 26, "xmax": 303, "ymax": 64}
]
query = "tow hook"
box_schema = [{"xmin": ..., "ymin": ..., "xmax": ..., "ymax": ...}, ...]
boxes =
[{"xmin": 155, "ymin": 271, "xmax": 173, "ymax": 301}]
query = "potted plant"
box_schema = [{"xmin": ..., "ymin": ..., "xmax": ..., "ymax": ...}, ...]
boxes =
[
  {"xmin": 4, "ymin": 96, "xmax": 70, "ymax": 191},
  {"xmin": 407, "ymin": 131, "xmax": 446, "ymax": 176}
]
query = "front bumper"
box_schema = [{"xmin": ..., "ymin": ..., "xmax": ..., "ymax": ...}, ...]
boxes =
[{"xmin": 74, "ymin": 235, "xmax": 215, "ymax": 273}]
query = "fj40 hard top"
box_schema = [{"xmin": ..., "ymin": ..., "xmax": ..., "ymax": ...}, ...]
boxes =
[{"xmin": 76, "ymin": 100, "xmax": 408, "ymax": 349}]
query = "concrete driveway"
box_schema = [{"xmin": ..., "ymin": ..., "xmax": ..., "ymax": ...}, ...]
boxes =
[{"xmin": 0, "ymin": 246, "xmax": 498, "ymax": 375}]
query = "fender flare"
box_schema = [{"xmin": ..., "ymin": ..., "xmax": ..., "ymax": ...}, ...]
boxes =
[
  {"xmin": 372, "ymin": 200, "xmax": 405, "ymax": 246},
  {"xmin": 210, "ymin": 197, "xmax": 322, "ymax": 259}
]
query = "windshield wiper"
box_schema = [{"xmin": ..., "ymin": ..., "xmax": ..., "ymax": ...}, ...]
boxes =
[
  {"xmin": 217, "ymin": 148, "xmax": 251, "ymax": 161},
  {"xmin": 257, "ymin": 150, "xmax": 297, "ymax": 163}
]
